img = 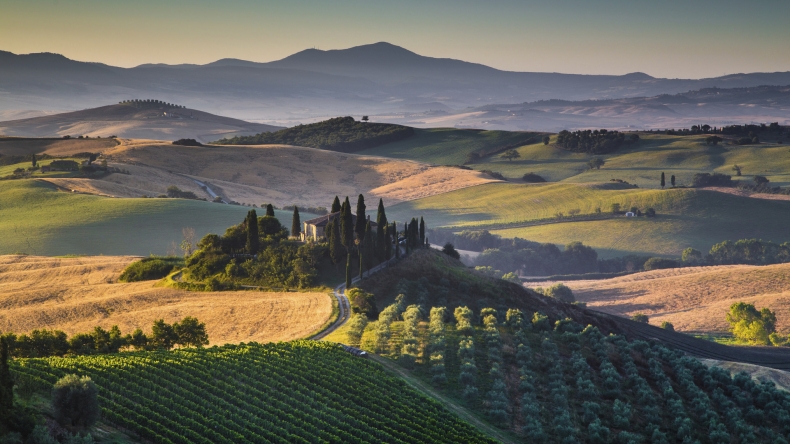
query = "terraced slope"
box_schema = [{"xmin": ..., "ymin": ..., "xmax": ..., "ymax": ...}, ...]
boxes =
[{"xmin": 11, "ymin": 342, "xmax": 495, "ymax": 444}]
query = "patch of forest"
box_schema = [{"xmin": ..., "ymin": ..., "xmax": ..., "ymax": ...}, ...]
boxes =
[{"xmin": 213, "ymin": 117, "xmax": 415, "ymax": 153}]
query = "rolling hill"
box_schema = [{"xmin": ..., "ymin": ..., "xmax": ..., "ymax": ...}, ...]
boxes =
[
  {"xmin": 0, "ymin": 102, "xmax": 281, "ymax": 141},
  {"xmin": 0, "ymin": 255, "xmax": 332, "ymax": 344},
  {"xmin": 532, "ymin": 263, "xmax": 790, "ymax": 335},
  {"xmin": 388, "ymin": 182, "xmax": 790, "ymax": 258}
]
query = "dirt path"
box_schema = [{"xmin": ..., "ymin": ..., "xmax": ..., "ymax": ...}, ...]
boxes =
[{"xmin": 370, "ymin": 355, "xmax": 515, "ymax": 444}]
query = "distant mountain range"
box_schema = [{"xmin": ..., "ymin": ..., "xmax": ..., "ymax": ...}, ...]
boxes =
[{"xmin": 2, "ymin": 42, "xmax": 790, "ymax": 127}]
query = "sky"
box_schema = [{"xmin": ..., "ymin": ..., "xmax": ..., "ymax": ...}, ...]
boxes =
[{"xmin": 1, "ymin": 0, "xmax": 789, "ymax": 79}]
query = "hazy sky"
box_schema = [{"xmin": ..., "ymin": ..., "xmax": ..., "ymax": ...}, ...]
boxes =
[{"xmin": 2, "ymin": 0, "xmax": 789, "ymax": 78}]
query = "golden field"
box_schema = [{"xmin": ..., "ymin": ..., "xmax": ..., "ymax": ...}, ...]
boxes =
[
  {"xmin": 531, "ymin": 263, "xmax": 790, "ymax": 334},
  {"xmin": 0, "ymin": 255, "xmax": 333, "ymax": 344}
]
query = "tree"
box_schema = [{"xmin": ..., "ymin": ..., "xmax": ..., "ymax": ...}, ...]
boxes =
[
  {"xmin": 541, "ymin": 283, "xmax": 575, "ymax": 303},
  {"xmin": 355, "ymin": 194, "xmax": 366, "ymax": 240},
  {"xmin": 362, "ymin": 220, "xmax": 374, "ymax": 275},
  {"xmin": 660, "ymin": 172, "xmax": 665, "ymax": 189},
  {"xmin": 52, "ymin": 375, "xmax": 100, "ymax": 433},
  {"xmin": 611, "ymin": 203, "xmax": 621, "ymax": 214},
  {"xmin": 331, "ymin": 196, "xmax": 341, "ymax": 214},
  {"xmin": 587, "ymin": 157, "xmax": 605, "ymax": 170},
  {"xmin": 442, "ymin": 243, "xmax": 460, "ymax": 260},
  {"xmin": 328, "ymin": 220, "xmax": 345, "ymax": 265},
  {"xmin": 383, "ymin": 223, "xmax": 392, "ymax": 261},
  {"xmin": 732, "ymin": 165, "xmax": 742, "ymax": 176},
  {"xmin": 681, "ymin": 247, "xmax": 702, "ymax": 263},
  {"xmin": 671, "ymin": 175, "xmax": 676, "ymax": 187},
  {"xmin": 361, "ymin": 116, "xmax": 369, "ymax": 122},
  {"xmin": 265, "ymin": 204, "xmax": 275, "ymax": 217},
  {"xmin": 500, "ymin": 149, "xmax": 520, "ymax": 162},
  {"xmin": 345, "ymin": 254, "xmax": 352, "ymax": 290},
  {"xmin": 31, "ymin": 153, "xmax": 37, "ymax": 168},
  {"xmin": 340, "ymin": 197, "xmax": 354, "ymax": 251},
  {"xmin": 393, "ymin": 222, "xmax": 400, "ymax": 259},
  {"xmin": 150, "ymin": 319, "xmax": 178, "ymax": 350},
  {"xmin": 419, "ymin": 217, "xmax": 425, "ymax": 246},
  {"xmin": 701, "ymin": 124, "xmax": 711, "ymax": 133},
  {"xmin": 660, "ymin": 321, "xmax": 675, "ymax": 331},
  {"xmin": 726, "ymin": 302, "xmax": 777, "ymax": 345},
  {"xmin": 291, "ymin": 207, "xmax": 301, "ymax": 239},
  {"xmin": 174, "ymin": 317, "xmax": 209, "ymax": 348},
  {"xmin": 245, "ymin": 210, "xmax": 259, "ymax": 254},
  {"xmin": 754, "ymin": 175, "xmax": 769, "ymax": 186},
  {"xmin": 631, "ymin": 313, "xmax": 649, "ymax": 323},
  {"xmin": 347, "ymin": 288, "xmax": 378, "ymax": 319},
  {"xmin": 375, "ymin": 199, "xmax": 388, "ymax": 261},
  {"xmin": 180, "ymin": 227, "xmax": 196, "ymax": 257},
  {"xmin": 0, "ymin": 337, "xmax": 13, "ymax": 428},
  {"xmin": 542, "ymin": 136, "xmax": 550, "ymax": 145}
]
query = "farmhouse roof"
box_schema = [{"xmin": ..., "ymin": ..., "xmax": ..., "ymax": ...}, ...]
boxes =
[{"xmin": 303, "ymin": 212, "xmax": 377, "ymax": 228}]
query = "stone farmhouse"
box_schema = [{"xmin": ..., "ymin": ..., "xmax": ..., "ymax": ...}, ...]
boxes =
[{"xmin": 301, "ymin": 212, "xmax": 377, "ymax": 241}]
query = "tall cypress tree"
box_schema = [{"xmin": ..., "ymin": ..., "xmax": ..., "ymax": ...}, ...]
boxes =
[
  {"xmin": 291, "ymin": 207, "xmax": 301, "ymax": 239},
  {"xmin": 331, "ymin": 196, "xmax": 342, "ymax": 213},
  {"xmin": 660, "ymin": 172, "xmax": 665, "ymax": 189},
  {"xmin": 384, "ymin": 224, "xmax": 392, "ymax": 261},
  {"xmin": 340, "ymin": 197, "xmax": 354, "ymax": 250},
  {"xmin": 31, "ymin": 153, "xmax": 37, "ymax": 168},
  {"xmin": 246, "ymin": 209, "xmax": 259, "ymax": 254},
  {"xmin": 671, "ymin": 175, "xmax": 676, "ymax": 187},
  {"xmin": 355, "ymin": 194, "xmax": 366, "ymax": 240},
  {"xmin": 329, "ymin": 220, "xmax": 345, "ymax": 265},
  {"xmin": 345, "ymin": 254, "xmax": 352, "ymax": 290},
  {"xmin": 419, "ymin": 217, "xmax": 425, "ymax": 247},
  {"xmin": 266, "ymin": 204, "xmax": 275, "ymax": 217},
  {"xmin": 404, "ymin": 221, "xmax": 410, "ymax": 253},
  {"xmin": 362, "ymin": 220, "xmax": 374, "ymax": 271},
  {"xmin": 375, "ymin": 199, "xmax": 388, "ymax": 261},
  {"xmin": 393, "ymin": 222, "xmax": 400, "ymax": 259},
  {"xmin": 359, "ymin": 246, "xmax": 365, "ymax": 279},
  {"xmin": 0, "ymin": 337, "xmax": 13, "ymax": 426}
]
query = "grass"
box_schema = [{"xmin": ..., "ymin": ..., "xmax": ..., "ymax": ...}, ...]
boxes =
[
  {"xmin": 469, "ymin": 133, "xmax": 790, "ymax": 187},
  {"xmin": 0, "ymin": 179, "xmax": 297, "ymax": 256},
  {"xmin": 358, "ymin": 128, "xmax": 540, "ymax": 165},
  {"xmin": 388, "ymin": 182, "xmax": 790, "ymax": 258},
  {"xmin": 0, "ymin": 255, "xmax": 333, "ymax": 344}
]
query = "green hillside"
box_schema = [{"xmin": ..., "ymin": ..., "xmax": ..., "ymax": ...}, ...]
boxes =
[
  {"xmin": 0, "ymin": 180, "xmax": 304, "ymax": 256},
  {"xmin": 11, "ymin": 341, "xmax": 494, "ymax": 444},
  {"xmin": 470, "ymin": 133, "xmax": 790, "ymax": 187},
  {"xmin": 387, "ymin": 183, "xmax": 790, "ymax": 258},
  {"xmin": 358, "ymin": 128, "xmax": 540, "ymax": 165}
]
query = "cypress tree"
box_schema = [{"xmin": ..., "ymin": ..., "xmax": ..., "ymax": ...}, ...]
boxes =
[
  {"xmin": 245, "ymin": 209, "xmax": 259, "ymax": 254},
  {"xmin": 355, "ymin": 194, "xmax": 366, "ymax": 240},
  {"xmin": 291, "ymin": 207, "xmax": 301, "ymax": 239},
  {"xmin": 359, "ymin": 246, "xmax": 365, "ymax": 279},
  {"xmin": 340, "ymin": 197, "xmax": 354, "ymax": 250},
  {"xmin": 266, "ymin": 204, "xmax": 275, "ymax": 217},
  {"xmin": 393, "ymin": 222, "xmax": 400, "ymax": 259},
  {"xmin": 384, "ymin": 224, "xmax": 392, "ymax": 261},
  {"xmin": 671, "ymin": 175, "xmax": 676, "ymax": 187},
  {"xmin": 363, "ymin": 220, "xmax": 374, "ymax": 272},
  {"xmin": 660, "ymin": 172, "xmax": 665, "ymax": 189},
  {"xmin": 345, "ymin": 254, "xmax": 352, "ymax": 290},
  {"xmin": 0, "ymin": 337, "xmax": 13, "ymax": 427},
  {"xmin": 31, "ymin": 153, "xmax": 37, "ymax": 168},
  {"xmin": 329, "ymin": 220, "xmax": 345, "ymax": 265},
  {"xmin": 419, "ymin": 217, "xmax": 425, "ymax": 247},
  {"xmin": 376, "ymin": 199, "xmax": 388, "ymax": 261},
  {"xmin": 331, "ymin": 196, "xmax": 341, "ymax": 213},
  {"xmin": 404, "ymin": 222, "xmax": 410, "ymax": 253}
]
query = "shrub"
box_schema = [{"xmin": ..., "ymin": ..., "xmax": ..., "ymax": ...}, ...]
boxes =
[
  {"xmin": 681, "ymin": 248, "xmax": 702, "ymax": 263},
  {"xmin": 166, "ymin": 186, "xmax": 199, "ymax": 200},
  {"xmin": 726, "ymin": 302, "xmax": 776, "ymax": 345},
  {"xmin": 347, "ymin": 288, "xmax": 379, "ymax": 319},
  {"xmin": 172, "ymin": 138, "xmax": 202, "ymax": 146},
  {"xmin": 441, "ymin": 243, "xmax": 461, "ymax": 260},
  {"xmin": 541, "ymin": 283, "xmax": 575, "ymax": 303},
  {"xmin": 643, "ymin": 257, "xmax": 678, "ymax": 271},
  {"xmin": 52, "ymin": 375, "xmax": 100, "ymax": 432},
  {"xmin": 522, "ymin": 172, "xmax": 546, "ymax": 183},
  {"xmin": 660, "ymin": 321, "xmax": 675, "ymax": 331},
  {"xmin": 631, "ymin": 313, "xmax": 649, "ymax": 324},
  {"xmin": 692, "ymin": 173, "xmax": 733, "ymax": 187},
  {"xmin": 119, "ymin": 257, "xmax": 181, "ymax": 282}
]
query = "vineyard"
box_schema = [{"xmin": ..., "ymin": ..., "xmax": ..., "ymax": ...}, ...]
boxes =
[
  {"xmin": 10, "ymin": 341, "xmax": 494, "ymax": 444},
  {"xmin": 348, "ymin": 300, "xmax": 790, "ymax": 443}
]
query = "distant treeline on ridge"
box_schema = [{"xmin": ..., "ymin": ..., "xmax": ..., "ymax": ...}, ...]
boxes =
[{"xmin": 212, "ymin": 116, "xmax": 415, "ymax": 152}]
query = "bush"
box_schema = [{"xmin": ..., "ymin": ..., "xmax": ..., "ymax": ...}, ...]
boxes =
[
  {"xmin": 52, "ymin": 375, "xmax": 100, "ymax": 432},
  {"xmin": 681, "ymin": 248, "xmax": 702, "ymax": 263},
  {"xmin": 643, "ymin": 257, "xmax": 678, "ymax": 271},
  {"xmin": 347, "ymin": 288, "xmax": 379, "ymax": 319},
  {"xmin": 726, "ymin": 302, "xmax": 776, "ymax": 345},
  {"xmin": 166, "ymin": 186, "xmax": 199, "ymax": 200},
  {"xmin": 631, "ymin": 313, "xmax": 649, "ymax": 323},
  {"xmin": 119, "ymin": 257, "xmax": 182, "ymax": 282},
  {"xmin": 172, "ymin": 138, "xmax": 202, "ymax": 146},
  {"xmin": 522, "ymin": 172, "xmax": 546, "ymax": 183},
  {"xmin": 660, "ymin": 321, "xmax": 675, "ymax": 331},
  {"xmin": 692, "ymin": 173, "xmax": 733, "ymax": 187},
  {"xmin": 441, "ymin": 243, "xmax": 461, "ymax": 260},
  {"xmin": 540, "ymin": 283, "xmax": 575, "ymax": 303}
]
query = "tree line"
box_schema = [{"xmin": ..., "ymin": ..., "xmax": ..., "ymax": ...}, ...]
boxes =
[
  {"xmin": 555, "ymin": 129, "xmax": 638, "ymax": 154},
  {"xmin": 212, "ymin": 117, "xmax": 415, "ymax": 153},
  {"xmin": 0, "ymin": 317, "xmax": 208, "ymax": 358}
]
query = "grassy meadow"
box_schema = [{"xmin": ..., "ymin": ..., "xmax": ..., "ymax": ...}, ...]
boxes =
[
  {"xmin": 470, "ymin": 133, "xmax": 790, "ymax": 187},
  {"xmin": 0, "ymin": 180, "xmax": 303, "ymax": 256},
  {"xmin": 358, "ymin": 128, "xmax": 539, "ymax": 165},
  {"xmin": 388, "ymin": 182, "xmax": 790, "ymax": 258}
]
